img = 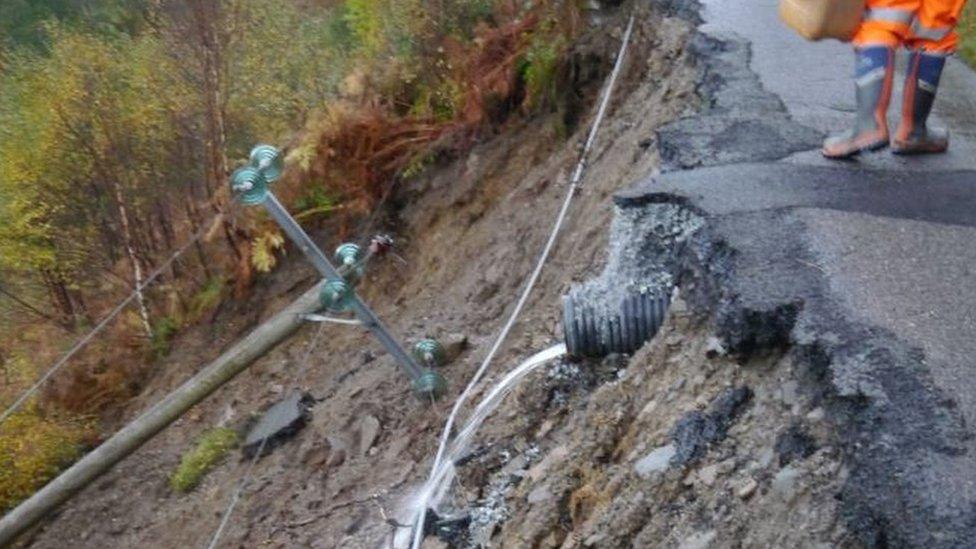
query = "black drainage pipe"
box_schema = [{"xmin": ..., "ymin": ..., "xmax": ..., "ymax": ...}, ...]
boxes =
[{"xmin": 563, "ymin": 290, "xmax": 670, "ymax": 358}]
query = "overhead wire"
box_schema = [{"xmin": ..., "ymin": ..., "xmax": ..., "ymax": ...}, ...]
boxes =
[
  {"xmin": 205, "ymin": 321, "xmax": 328, "ymax": 549},
  {"xmin": 0, "ymin": 213, "xmax": 227, "ymax": 425},
  {"xmin": 409, "ymin": 13, "xmax": 637, "ymax": 548},
  {"xmin": 205, "ymin": 208, "xmax": 419, "ymax": 547}
]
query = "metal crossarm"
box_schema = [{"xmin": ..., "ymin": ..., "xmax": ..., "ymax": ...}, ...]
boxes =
[
  {"xmin": 230, "ymin": 145, "xmax": 445, "ymax": 400},
  {"xmin": 261, "ymin": 192, "xmax": 423, "ymax": 381}
]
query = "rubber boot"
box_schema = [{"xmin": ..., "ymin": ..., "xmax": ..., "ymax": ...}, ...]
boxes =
[
  {"xmin": 892, "ymin": 51, "xmax": 949, "ymax": 154},
  {"xmin": 823, "ymin": 46, "xmax": 895, "ymax": 159}
]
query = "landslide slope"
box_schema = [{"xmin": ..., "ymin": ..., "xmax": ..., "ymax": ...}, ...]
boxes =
[{"xmin": 19, "ymin": 3, "xmax": 700, "ymax": 548}]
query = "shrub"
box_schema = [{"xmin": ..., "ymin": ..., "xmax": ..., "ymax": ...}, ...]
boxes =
[
  {"xmin": 961, "ymin": 3, "xmax": 975, "ymax": 67},
  {"xmin": 170, "ymin": 427, "xmax": 239, "ymax": 493},
  {"xmin": 188, "ymin": 277, "xmax": 226, "ymax": 321},
  {"xmin": 0, "ymin": 408, "xmax": 88, "ymax": 513},
  {"xmin": 522, "ymin": 33, "xmax": 566, "ymax": 111},
  {"xmin": 298, "ymin": 1, "xmax": 585, "ymax": 231},
  {"xmin": 150, "ymin": 316, "xmax": 181, "ymax": 359}
]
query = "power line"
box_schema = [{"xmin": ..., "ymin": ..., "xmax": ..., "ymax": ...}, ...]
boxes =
[
  {"xmin": 0, "ymin": 282, "xmax": 57, "ymax": 324},
  {"xmin": 409, "ymin": 13, "xmax": 637, "ymax": 548},
  {"xmin": 0, "ymin": 218, "xmax": 218, "ymax": 425},
  {"xmin": 205, "ymin": 321, "xmax": 328, "ymax": 549}
]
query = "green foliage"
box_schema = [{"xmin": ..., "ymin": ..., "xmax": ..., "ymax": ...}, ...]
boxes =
[
  {"xmin": 293, "ymin": 186, "xmax": 340, "ymax": 220},
  {"xmin": 150, "ymin": 277, "xmax": 226, "ymax": 356},
  {"xmin": 170, "ymin": 427, "xmax": 239, "ymax": 493},
  {"xmin": 0, "ymin": 0, "xmax": 148, "ymax": 49},
  {"xmin": 0, "ymin": 26, "xmax": 188, "ymax": 281},
  {"xmin": 222, "ymin": 0, "xmax": 346, "ymax": 150},
  {"xmin": 150, "ymin": 316, "xmax": 181, "ymax": 358},
  {"xmin": 343, "ymin": 0, "xmax": 387, "ymax": 56},
  {"xmin": 402, "ymin": 152, "xmax": 438, "ymax": 180},
  {"xmin": 961, "ymin": 3, "xmax": 976, "ymax": 67},
  {"xmin": 188, "ymin": 277, "xmax": 226, "ymax": 322},
  {"xmin": 411, "ymin": 77, "xmax": 465, "ymax": 121},
  {"xmin": 522, "ymin": 35, "xmax": 565, "ymax": 111},
  {"xmin": 0, "ymin": 408, "xmax": 87, "ymax": 513}
]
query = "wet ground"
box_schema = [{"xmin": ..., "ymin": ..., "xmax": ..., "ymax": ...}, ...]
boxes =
[
  {"xmin": 634, "ymin": 0, "xmax": 976, "ymax": 543},
  {"xmin": 16, "ymin": 0, "xmax": 976, "ymax": 547}
]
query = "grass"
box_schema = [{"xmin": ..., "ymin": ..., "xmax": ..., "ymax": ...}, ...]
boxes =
[
  {"xmin": 170, "ymin": 427, "xmax": 239, "ymax": 493},
  {"xmin": 151, "ymin": 277, "xmax": 226, "ymax": 358},
  {"xmin": 961, "ymin": 2, "xmax": 976, "ymax": 66},
  {"xmin": 150, "ymin": 315, "xmax": 181, "ymax": 359},
  {"xmin": 188, "ymin": 277, "xmax": 226, "ymax": 322}
]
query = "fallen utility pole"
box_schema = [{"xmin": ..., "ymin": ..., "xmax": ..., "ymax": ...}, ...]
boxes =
[{"xmin": 0, "ymin": 283, "xmax": 323, "ymax": 547}]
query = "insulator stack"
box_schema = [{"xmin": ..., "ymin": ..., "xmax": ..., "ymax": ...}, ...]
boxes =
[
  {"xmin": 230, "ymin": 167, "xmax": 269, "ymax": 205},
  {"xmin": 319, "ymin": 279, "xmax": 354, "ymax": 312},
  {"xmin": 334, "ymin": 243, "xmax": 365, "ymax": 283},
  {"xmin": 412, "ymin": 339, "xmax": 446, "ymax": 368},
  {"xmin": 249, "ymin": 144, "xmax": 284, "ymax": 183},
  {"xmin": 412, "ymin": 370, "xmax": 448, "ymax": 401}
]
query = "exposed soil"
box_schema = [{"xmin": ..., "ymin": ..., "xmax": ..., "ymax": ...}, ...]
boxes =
[
  {"xmin": 18, "ymin": 3, "xmax": 703, "ymax": 548},
  {"xmin": 444, "ymin": 297, "xmax": 852, "ymax": 548}
]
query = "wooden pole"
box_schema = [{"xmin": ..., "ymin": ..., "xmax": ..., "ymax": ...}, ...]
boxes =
[{"xmin": 0, "ymin": 283, "xmax": 323, "ymax": 546}]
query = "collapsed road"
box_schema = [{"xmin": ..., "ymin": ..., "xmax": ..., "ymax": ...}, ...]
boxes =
[
  {"xmin": 407, "ymin": 0, "xmax": 976, "ymax": 545},
  {"xmin": 622, "ymin": 0, "xmax": 976, "ymax": 545}
]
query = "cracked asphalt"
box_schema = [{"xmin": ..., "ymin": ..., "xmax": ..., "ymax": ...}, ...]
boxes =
[{"xmin": 622, "ymin": 0, "xmax": 976, "ymax": 545}]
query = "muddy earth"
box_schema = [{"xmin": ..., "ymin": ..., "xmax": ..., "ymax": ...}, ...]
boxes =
[
  {"xmin": 19, "ymin": 3, "xmax": 705, "ymax": 548},
  {"xmin": 17, "ymin": 0, "xmax": 963, "ymax": 546}
]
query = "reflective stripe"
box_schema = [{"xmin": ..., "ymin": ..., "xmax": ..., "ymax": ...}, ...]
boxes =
[
  {"xmin": 917, "ymin": 50, "xmax": 951, "ymax": 58},
  {"xmin": 864, "ymin": 7, "xmax": 914, "ymax": 24},
  {"xmin": 918, "ymin": 79, "xmax": 938, "ymax": 93},
  {"xmin": 856, "ymin": 67, "xmax": 886, "ymax": 88},
  {"xmin": 910, "ymin": 19, "xmax": 952, "ymax": 41}
]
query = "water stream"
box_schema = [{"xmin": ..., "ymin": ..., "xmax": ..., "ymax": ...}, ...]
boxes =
[{"xmin": 395, "ymin": 343, "xmax": 567, "ymax": 547}]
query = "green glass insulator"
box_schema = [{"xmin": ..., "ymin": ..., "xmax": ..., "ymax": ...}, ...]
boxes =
[
  {"xmin": 412, "ymin": 339, "xmax": 446, "ymax": 368},
  {"xmin": 319, "ymin": 279, "xmax": 354, "ymax": 312},
  {"xmin": 230, "ymin": 167, "xmax": 269, "ymax": 205},
  {"xmin": 334, "ymin": 243, "xmax": 363, "ymax": 266},
  {"xmin": 334, "ymin": 243, "xmax": 364, "ymax": 283},
  {"xmin": 412, "ymin": 369, "xmax": 448, "ymax": 401},
  {"xmin": 249, "ymin": 144, "xmax": 284, "ymax": 183}
]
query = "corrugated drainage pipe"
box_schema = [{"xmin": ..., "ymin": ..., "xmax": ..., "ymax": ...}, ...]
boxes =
[{"xmin": 563, "ymin": 290, "xmax": 670, "ymax": 358}]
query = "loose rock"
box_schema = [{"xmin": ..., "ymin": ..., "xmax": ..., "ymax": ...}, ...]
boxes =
[
  {"xmin": 735, "ymin": 478, "xmax": 758, "ymax": 500},
  {"xmin": 772, "ymin": 466, "xmax": 801, "ymax": 501},
  {"xmin": 635, "ymin": 444, "xmax": 677, "ymax": 477},
  {"xmin": 358, "ymin": 415, "xmax": 381, "ymax": 456}
]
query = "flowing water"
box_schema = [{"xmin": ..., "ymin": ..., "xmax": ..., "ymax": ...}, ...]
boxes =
[{"xmin": 396, "ymin": 343, "xmax": 568, "ymax": 547}]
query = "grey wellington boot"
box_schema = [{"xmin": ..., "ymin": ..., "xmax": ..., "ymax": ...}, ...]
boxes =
[
  {"xmin": 823, "ymin": 46, "xmax": 895, "ymax": 159},
  {"xmin": 892, "ymin": 50, "xmax": 949, "ymax": 154}
]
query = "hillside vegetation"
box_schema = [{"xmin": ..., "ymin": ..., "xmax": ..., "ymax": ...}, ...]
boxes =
[
  {"xmin": 0, "ymin": 0, "xmax": 585, "ymax": 514},
  {"xmin": 962, "ymin": 2, "xmax": 975, "ymax": 65}
]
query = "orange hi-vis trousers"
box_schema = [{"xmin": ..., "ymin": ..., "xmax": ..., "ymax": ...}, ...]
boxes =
[{"xmin": 853, "ymin": 0, "xmax": 969, "ymax": 53}]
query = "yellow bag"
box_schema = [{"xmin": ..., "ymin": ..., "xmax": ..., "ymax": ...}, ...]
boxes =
[{"xmin": 779, "ymin": 0, "xmax": 867, "ymax": 41}]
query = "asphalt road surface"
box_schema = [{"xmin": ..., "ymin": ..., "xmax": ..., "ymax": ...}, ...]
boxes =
[{"xmin": 624, "ymin": 1, "xmax": 976, "ymax": 545}]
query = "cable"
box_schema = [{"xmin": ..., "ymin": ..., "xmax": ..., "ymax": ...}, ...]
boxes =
[
  {"xmin": 206, "ymin": 321, "xmax": 327, "ymax": 549},
  {"xmin": 207, "ymin": 201, "xmax": 402, "ymax": 548},
  {"xmin": 205, "ymin": 435, "xmax": 268, "ymax": 549},
  {"xmin": 0, "ymin": 217, "xmax": 219, "ymax": 425},
  {"xmin": 410, "ymin": 13, "xmax": 636, "ymax": 548}
]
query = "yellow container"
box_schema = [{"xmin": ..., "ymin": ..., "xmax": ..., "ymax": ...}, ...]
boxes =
[{"xmin": 779, "ymin": 0, "xmax": 867, "ymax": 41}]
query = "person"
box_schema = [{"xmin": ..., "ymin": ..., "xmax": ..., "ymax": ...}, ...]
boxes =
[{"xmin": 823, "ymin": 0, "xmax": 969, "ymax": 158}]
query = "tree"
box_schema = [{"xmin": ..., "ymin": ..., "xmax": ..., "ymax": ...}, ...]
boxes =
[{"xmin": 0, "ymin": 26, "xmax": 187, "ymax": 331}]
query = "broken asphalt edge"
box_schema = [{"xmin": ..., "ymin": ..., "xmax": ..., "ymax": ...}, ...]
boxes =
[{"xmin": 601, "ymin": 3, "xmax": 975, "ymax": 546}]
